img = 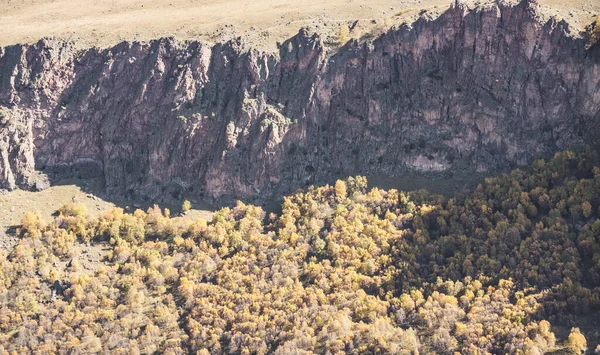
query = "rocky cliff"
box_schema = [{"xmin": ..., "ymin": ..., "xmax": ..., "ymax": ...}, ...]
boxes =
[{"xmin": 1, "ymin": 0, "xmax": 599, "ymax": 203}]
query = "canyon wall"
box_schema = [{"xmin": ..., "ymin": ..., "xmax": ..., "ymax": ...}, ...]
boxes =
[{"xmin": 1, "ymin": 0, "xmax": 599, "ymax": 203}]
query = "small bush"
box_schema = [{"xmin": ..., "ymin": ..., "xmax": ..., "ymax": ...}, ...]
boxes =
[
  {"xmin": 58, "ymin": 203, "xmax": 88, "ymax": 218},
  {"xmin": 337, "ymin": 24, "xmax": 350, "ymax": 46}
]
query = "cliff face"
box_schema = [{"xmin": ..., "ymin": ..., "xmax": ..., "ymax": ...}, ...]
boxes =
[{"xmin": 1, "ymin": 0, "xmax": 599, "ymax": 203}]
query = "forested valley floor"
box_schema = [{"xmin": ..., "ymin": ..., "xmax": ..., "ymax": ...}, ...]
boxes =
[{"xmin": 1, "ymin": 149, "xmax": 600, "ymax": 354}]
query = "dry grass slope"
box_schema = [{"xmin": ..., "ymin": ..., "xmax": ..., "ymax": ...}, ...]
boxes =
[{"xmin": 0, "ymin": 0, "xmax": 598, "ymax": 50}]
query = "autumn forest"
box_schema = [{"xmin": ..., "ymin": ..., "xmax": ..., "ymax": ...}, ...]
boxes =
[{"xmin": 1, "ymin": 149, "xmax": 600, "ymax": 354}]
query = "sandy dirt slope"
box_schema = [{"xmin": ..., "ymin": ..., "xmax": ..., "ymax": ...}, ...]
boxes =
[
  {"xmin": 0, "ymin": 177, "xmax": 213, "ymax": 231},
  {"xmin": 0, "ymin": 0, "xmax": 598, "ymax": 50}
]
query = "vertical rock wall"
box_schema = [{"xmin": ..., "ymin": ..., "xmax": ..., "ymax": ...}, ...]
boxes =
[{"xmin": 0, "ymin": 0, "xmax": 599, "ymax": 202}]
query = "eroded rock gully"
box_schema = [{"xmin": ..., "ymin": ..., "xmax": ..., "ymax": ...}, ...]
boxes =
[{"xmin": 1, "ymin": 0, "xmax": 599, "ymax": 204}]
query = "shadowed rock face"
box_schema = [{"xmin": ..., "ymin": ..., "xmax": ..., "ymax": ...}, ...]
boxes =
[{"xmin": 0, "ymin": 0, "xmax": 599, "ymax": 203}]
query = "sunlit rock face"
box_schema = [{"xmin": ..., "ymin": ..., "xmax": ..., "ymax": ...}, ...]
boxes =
[{"xmin": 1, "ymin": 0, "xmax": 599, "ymax": 202}]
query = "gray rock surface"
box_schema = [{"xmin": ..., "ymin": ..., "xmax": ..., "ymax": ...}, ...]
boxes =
[{"xmin": 0, "ymin": 0, "xmax": 599, "ymax": 203}]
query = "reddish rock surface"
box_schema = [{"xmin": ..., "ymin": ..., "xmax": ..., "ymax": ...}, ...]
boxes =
[{"xmin": 1, "ymin": 0, "xmax": 599, "ymax": 203}]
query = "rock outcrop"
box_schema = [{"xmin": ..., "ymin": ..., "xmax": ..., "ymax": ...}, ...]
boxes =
[{"xmin": 1, "ymin": 0, "xmax": 599, "ymax": 203}]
